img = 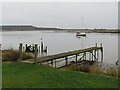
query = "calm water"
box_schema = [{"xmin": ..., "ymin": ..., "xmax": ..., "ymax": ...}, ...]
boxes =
[{"xmin": 1, "ymin": 30, "xmax": 118, "ymax": 64}]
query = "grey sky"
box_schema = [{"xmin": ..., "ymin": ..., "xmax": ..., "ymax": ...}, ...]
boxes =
[{"xmin": 2, "ymin": 2, "xmax": 118, "ymax": 29}]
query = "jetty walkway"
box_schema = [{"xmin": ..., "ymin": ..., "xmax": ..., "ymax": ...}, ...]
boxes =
[{"xmin": 20, "ymin": 46, "xmax": 103, "ymax": 68}]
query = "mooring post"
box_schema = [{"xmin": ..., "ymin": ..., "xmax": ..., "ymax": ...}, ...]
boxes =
[
  {"xmin": 65, "ymin": 56, "xmax": 68, "ymax": 66},
  {"xmin": 19, "ymin": 43, "xmax": 23, "ymax": 61},
  {"xmin": 34, "ymin": 44, "xmax": 38, "ymax": 64},
  {"xmin": 23, "ymin": 46, "xmax": 25, "ymax": 52},
  {"xmin": 41, "ymin": 41, "xmax": 44, "ymax": 53},
  {"xmin": 100, "ymin": 43, "xmax": 102, "ymax": 47}
]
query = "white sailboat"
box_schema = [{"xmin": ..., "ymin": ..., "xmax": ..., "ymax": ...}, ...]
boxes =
[{"xmin": 76, "ymin": 16, "xmax": 87, "ymax": 36}]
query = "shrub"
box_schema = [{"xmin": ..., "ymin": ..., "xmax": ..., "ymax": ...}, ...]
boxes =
[
  {"xmin": 105, "ymin": 68, "xmax": 118, "ymax": 77},
  {"xmin": 89, "ymin": 66, "xmax": 104, "ymax": 75},
  {"xmin": 2, "ymin": 50, "xmax": 33, "ymax": 61},
  {"xmin": 2, "ymin": 50, "xmax": 20, "ymax": 61}
]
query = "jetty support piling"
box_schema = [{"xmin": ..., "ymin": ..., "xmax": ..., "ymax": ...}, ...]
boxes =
[
  {"xmin": 0, "ymin": 44, "xmax": 2, "ymax": 51},
  {"xmin": 51, "ymin": 60, "xmax": 53, "ymax": 67},
  {"xmin": 65, "ymin": 56, "xmax": 68, "ymax": 66},
  {"xmin": 101, "ymin": 47, "xmax": 103, "ymax": 62},
  {"xmin": 76, "ymin": 54, "xmax": 77, "ymax": 64},
  {"xmin": 55, "ymin": 59, "xmax": 57, "ymax": 68}
]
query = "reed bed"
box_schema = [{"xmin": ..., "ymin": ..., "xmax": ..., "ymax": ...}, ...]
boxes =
[{"xmin": 64, "ymin": 63, "xmax": 119, "ymax": 78}]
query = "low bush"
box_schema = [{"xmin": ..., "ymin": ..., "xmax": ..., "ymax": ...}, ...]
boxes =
[
  {"xmin": 105, "ymin": 68, "xmax": 118, "ymax": 77},
  {"xmin": 2, "ymin": 50, "xmax": 33, "ymax": 61}
]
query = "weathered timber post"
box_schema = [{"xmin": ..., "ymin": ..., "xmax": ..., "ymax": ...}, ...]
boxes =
[
  {"xmin": 19, "ymin": 43, "xmax": 23, "ymax": 61},
  {"xmin": 0, "ymin": 44, "xmax": 2, "ymax": 51},
  {"xmin": 84, "ymin": 52, "xmax": 86, "ymax": 60},
  {"xmin": 55, "ymin": 59, "xmax": 57, "ymax": 68},
  {"xmin": 89, "ymin": 51, "xmax": 91, "ymax": 61},
  {"xmin": 91, "ymin": 51, "xmax": 93, "ymax": 61},
  {"xmin": 95, "ymin": 43, "xmax": 97, "ymax": 47},
  {"xmin": 95, "ymin": 43, "xmax": 97, "ymax": 61},
  {"xmin": 38, "ymin": 46, "xmax": 40, "ymax": 53},
  {"xmin": 97, "ymin": 49, "xmax": 99, "ymax": 61},
  {"xmin": 23, "ymin": 46, "xmax": 25, "ymax": 52},
  {"xmin": 41, "ymin": 41, "xmax": 44, "ymax": 53},
  {"xmin": 51, "ymin": 60, "xmax": 53, "ymax": 67},
  {"xmin": 94, "ymin": 50, "xmax": 97, "ymax": 61},
  {"xmin": 100, "ymin": 43, "xmax": 103, "ymax": 62},
  {"xmin": 65, "ymin": 56, "xmax": 68, "ymax": 66},
  {"xmin": 34, "ymin": 44, "xmax": 38, "ymax": 64},
  {"xmin": 76, "ymin": 54, "xmax": 77, "ymax": 64}
]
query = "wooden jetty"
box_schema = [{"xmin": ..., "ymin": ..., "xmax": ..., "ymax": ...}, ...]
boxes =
[{"xmin": 20, "ymin": 44, "xmax": 103, "ymax": 68}]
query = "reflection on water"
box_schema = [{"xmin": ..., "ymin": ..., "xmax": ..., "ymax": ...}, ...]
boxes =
[{"xmin": 1, "ymin": 31, "xmax": 118, "ymax": 64}]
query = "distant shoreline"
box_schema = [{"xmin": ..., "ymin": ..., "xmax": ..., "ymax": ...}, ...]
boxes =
[{"xmin": 0, "ymin": 25, "xmax": 120, "ymax": 33}]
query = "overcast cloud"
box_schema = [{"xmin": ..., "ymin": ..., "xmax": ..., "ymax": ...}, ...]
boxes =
[{"xmin": 2, "ymin": 2, "xmax": 118, "ymax": 29}]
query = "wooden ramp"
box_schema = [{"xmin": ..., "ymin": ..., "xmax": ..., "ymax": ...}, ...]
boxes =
[{"xmin": 20, "ymin": 47, "xmax": 103, "ymax": 66}]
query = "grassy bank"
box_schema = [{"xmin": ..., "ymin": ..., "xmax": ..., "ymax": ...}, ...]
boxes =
[
  {"xmin": 3, "ymin": 62, "xmax": 118, "ymax": 88},
  {"xmin": 62, "ymin": 29, "xmax": 120, "ymax": 33},
  {"xmin": 1, "ymin": 28, "xmax": 120, "ymax": 33}
]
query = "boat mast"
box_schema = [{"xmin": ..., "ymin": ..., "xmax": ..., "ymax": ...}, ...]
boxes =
[{"xmin": 82, "ymin": 16, "xmax": 84, "ymax": 29}]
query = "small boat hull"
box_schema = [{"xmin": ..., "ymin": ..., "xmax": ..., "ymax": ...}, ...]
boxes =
[{"xmin": 76, "ymin": 32, "xmax": 86, "ymax": 36}]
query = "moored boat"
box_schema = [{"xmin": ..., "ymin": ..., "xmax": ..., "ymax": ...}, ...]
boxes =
[{"xmin": 76, "ymin": 32, "xmax": 86, "ymax": 36}]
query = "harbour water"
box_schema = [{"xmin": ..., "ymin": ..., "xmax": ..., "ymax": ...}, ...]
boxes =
[{"xmin": 1, "ymin": 30, "xmax": 118, "ymax": 65}]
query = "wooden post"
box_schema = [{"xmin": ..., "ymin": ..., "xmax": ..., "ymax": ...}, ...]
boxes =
[
  {"xmin": 76, "ymin": 54, "xmax": 77, "ymax": 64},
  {"xmin": 100, "ymin": 43, "xmax": 103, "ymax": 62},
  {"xmin": 55, "ymin": 59, "xmax": 56, "ymax": 68},
  {"xmin": 0, "ymin": 44, "xmax": 2, "ymax": 51},
  {"xmin": 51, "ymin": 60, "xmax": 53, "ymax": 67},
  {"xmin": 94, "ymin": 50, "xmax": 96, "ymax": 61},
  {"xmin": 34, "ymin": 44, "xmax": 38, "ymax": 64},
  {"xmin": 65, "ymin": 56, "xmax": 68, "ymax": 66},
  {"xmin": 19, "ymin": 43, "xmax": 23, "ymax": 61},
  {"xmin": 97, "ymin": 50, "xmax": 99, "ymax": 61},
  {"xmin": 89, "ymin": 51, "xmax": 91, "ymax": 61},
  {"xmin": 84, "ymin": 52, "xmax": 86, "ymax": 60},
  {"xmin": 38, "ymin": 46, "xmax": 40, "ymax": 53},
  {"xmin": 91, "ymin": 51, "xmax": 93, "ymax": 61},
  {"xmin": 95, "ymin": 43, "xmax": 97, "ymax": 47},
  {"xmin": 101, "ymin": 47, "xmax": 103, "ymax": 62},
  {"xmin": 100, "ymin": 43, "xmax": 102, "ymax": 47},
  {"xmin": 23, "ymin": 46, "xmax": 25, "ymax": 52},
  {"xmin": 41, "ymin": 41, "xmax": 43, "ymax": 53}
]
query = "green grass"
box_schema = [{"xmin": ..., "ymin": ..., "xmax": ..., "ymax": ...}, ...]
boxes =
[{"xmin": 2, "ymin": 62, "xmax": 118, "ymax": 88}]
